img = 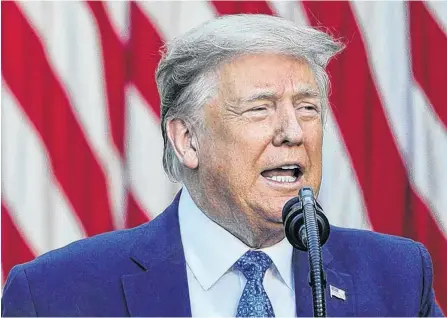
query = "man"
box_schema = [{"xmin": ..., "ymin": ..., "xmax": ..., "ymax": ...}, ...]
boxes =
[{"xmin": 2, "ymin": 14, "xmax": 443, "ymax": 317}]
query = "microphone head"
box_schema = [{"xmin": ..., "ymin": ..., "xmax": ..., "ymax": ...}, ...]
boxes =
[
  {"xmin": 282, "ymin": 196, "xmax": 300, "ymax": 221},
  {"xmin": 282, "ymin": 197, "xmax": 307, "ymax": 250},
  {"xmin": 282, "ymin": 188, "xmax": 331, "ymax": 251}
]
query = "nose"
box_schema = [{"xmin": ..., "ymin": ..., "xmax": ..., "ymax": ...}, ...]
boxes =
[{"xmin": 272, "ymin": 105, "xmax": 304, "ymax": 147}]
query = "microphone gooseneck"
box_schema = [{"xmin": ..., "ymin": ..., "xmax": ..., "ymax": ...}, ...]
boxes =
[{"xmin": 282, "ymin": 187, "xmax": 330, "ymax": 317}]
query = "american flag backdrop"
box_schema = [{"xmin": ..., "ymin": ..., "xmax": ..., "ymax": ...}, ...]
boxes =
[{"xmin": 1, "ymin": 0, "xmax": 446, "ymax": 312}]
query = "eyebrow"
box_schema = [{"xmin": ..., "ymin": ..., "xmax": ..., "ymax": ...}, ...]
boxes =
[{"xmin": 240, "ymin": 86, "xmax": 320, "ymax": 104}]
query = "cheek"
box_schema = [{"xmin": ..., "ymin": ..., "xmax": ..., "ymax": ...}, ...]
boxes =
[
  {"xmin": 305, "ymin": 125, "xmax": 323, "ymax": 162},
  {"xmin": 220, "ymin": 122, "xmax": 272, "ymax": 157},
  {"xmin": 302, "ymin": 126, "xmax": 323, "ymax": 194},
  {"xmin": 204, "ymin": 116, "xmax": 274, "ymax": 176},
  {"xmin": 235, "ymin": 128, "xmax": 273, "ymax": 168}
]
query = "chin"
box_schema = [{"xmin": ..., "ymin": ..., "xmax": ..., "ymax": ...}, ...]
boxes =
[
  {"xmin": 249, "ymin": 194, "xmax": 293, "ymax": 224},
  {"xmin": 263, "ymin": 208, "xmax": 285, "ymax": 225}
]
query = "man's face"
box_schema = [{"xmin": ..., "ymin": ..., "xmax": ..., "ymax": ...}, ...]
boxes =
[{"xmin": 196, "ymin": 53, "xmax": 323, "ymax": 235}]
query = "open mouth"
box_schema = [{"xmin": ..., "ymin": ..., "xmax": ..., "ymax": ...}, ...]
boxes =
[{"xmin": 261, "ymin": 164, "xmax": 303, "ymax": 183}]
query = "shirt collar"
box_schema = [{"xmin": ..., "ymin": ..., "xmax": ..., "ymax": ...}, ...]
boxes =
[
  {"xmin": 178, "ymin": 186, "xmax": 294, "ymax": 291},
  {"xmin": 261, "ymin": 234, "xmax": 294, "ymax": 290}
]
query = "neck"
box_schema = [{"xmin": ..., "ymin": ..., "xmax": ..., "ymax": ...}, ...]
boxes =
[
  {"xmin": 184, "ymin": 182, "xmax": 285, "ymax": 249},
  {"xmin": 221, "ymin": 221, "xmax": 285, "ymax": 249}
]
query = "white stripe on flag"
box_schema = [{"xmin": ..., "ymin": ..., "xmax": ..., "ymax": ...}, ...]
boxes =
[
  {"xmin": 2, "ymin": 80, "xmax": 85, "ymax": 255},
  {"xmin": 320, "ymin": 110, "xmax": 371, "ymax": 230},
  {"xmin": 103, "ymin": 1, "xmax": 130, "ymax": 42},
  {"xmin": 125, "ymin": 85, "xmax": 181, "ymax": 218},
  {"xmin": 269, "ymin": 1, "xmax": 308, "ymax": 26},
  {"xmin": 136, "ymin": 1, "xmax": 216, "ymax": 41}
]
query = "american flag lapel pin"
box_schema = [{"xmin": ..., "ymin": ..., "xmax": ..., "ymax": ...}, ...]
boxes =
[{"xmin": 330, "ymin": 285, "xmax": 346, "ymax": 301}]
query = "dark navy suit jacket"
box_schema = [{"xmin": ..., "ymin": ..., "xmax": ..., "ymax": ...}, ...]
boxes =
[{"xmin": 2, "ymin": 192, "xmax": 444, "ymax": 316}]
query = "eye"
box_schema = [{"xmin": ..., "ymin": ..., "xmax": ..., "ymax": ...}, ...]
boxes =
[
  {"xmin": 244, "ymin": 105, "xmax": 270, "ymax": 121},
  {"xmin": 304, "ymin": 105, "xmax": 317, "ymax": 111},
  {"xmin": 247, "ymin": 106, "xmax": 269, "ymax": 113},
  {"xmin": 295, "ymin": 103, "xmax": 321, "ymax": 120},
  {"xmin": 297, "ymin": 103, "xmax": 319, "ymax": 113},
  {"xmin": 251, "ymin": 107, "xmax": 267, "ymax": 111}
]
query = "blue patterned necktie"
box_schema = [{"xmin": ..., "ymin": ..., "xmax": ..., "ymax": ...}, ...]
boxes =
[{"xmin": 234, "ymin": 250, "xmax": 275, "ymax": 317}]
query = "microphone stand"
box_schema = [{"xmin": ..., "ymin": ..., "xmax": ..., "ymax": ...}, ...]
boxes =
[
  {"xmin": 302, "ymin": 192, "xmax": 327, "ymax": 317},
  {"xmin": 283, "ymin": 187, "xmax": 330, "ymax": 317}
]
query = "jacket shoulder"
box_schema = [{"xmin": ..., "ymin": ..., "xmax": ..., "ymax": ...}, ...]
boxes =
[
  {"xmin": 13, "ymin": 191, "xmax": 181, "ymax": 277},
  {"xmin": 19, "ymin": 222, "xmax": 149, "ymax": 275},
  {"xmin": 327, "ymin": 226, "xmax": 442, "ymax": 316},
  {"xmin": 3, "ymin": 218, "xmax": 171, "ymax": 316},
  {"xmin": 326, "ymin": 226, "xmax": 430, "ymax": 286},
  {"xmin": 2, "ymin": 195, "xmax": 182, "ymax": 316},
  {"xmin": 329, "ymin": 225, "xmax": 424, "ymax": 256}
]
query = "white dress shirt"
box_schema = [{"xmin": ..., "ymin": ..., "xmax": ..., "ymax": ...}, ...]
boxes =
[{"xmin": 178, "ymin": 187, "xmax": 296, "ymax": 317}]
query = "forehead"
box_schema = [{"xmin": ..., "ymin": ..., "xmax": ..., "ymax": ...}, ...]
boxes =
[{"xmin": 217, "ymin": 53, "xmax": 318, "ymax": 99}]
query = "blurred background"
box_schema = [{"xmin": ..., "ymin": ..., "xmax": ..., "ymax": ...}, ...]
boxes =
[{"xmin": 1, "ymin": 0, "xmax": 446, "ymax": 311}]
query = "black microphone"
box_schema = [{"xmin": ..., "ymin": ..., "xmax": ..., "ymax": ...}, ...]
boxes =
[
  {"xmin": 282, "ymin": 187, "xmax": 330, "ymax": 251},
  {"xmin": 282, "ymin": 187, "xmax": 330, "ymax": 317}
]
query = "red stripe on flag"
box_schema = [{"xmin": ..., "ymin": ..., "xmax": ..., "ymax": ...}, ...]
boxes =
[
  {"xmin": 410, "ymin": 1, "xmax": 447, "ymax": 128},
  {"xmin": 129, "ymin": 2, "xmax": 163, "ymax": 118},
  {"xmin": 302, "ymin": 2, "xmax": 447, "ymax": 312},
  {"xmin": 1, "ymin": 204, "xmax": 36, "ymax": 279},
  {"xmin": 125, "ymin": 192, "xmax": 150, "ymax": 228},
  {"xmin": 125, "ymin": 2, "xmax": 167, "ymax": 226},
  {"xmin": 87, "ymin": 2, "xmax": 151, "ymax": 230},
  {"xmin": 1, "ymin": 2, "xmax": 114, "ymax": 236},
  {"xmin": 211, "ymin": 1, "xmax": 274, "ymax": 15},
  {"xmin": 87, "ymin": 1, "xmax": 127, "ymax": 155}
]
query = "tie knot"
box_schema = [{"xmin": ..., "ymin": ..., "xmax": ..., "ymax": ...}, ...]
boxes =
[{"xmin": 235, "ymin": 251, "xmax": 272, "ymax": 281}]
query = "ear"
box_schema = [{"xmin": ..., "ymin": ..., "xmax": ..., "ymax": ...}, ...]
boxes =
[{"xmin": 166, "ymin": 119, "xmax": 199, "ymax": 170}]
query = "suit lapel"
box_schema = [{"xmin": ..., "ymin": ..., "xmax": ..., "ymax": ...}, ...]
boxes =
[
  {"xmin": 293, "ymin": 235, "xmax": 355, "ymax": 317},
  {"xmin": 122, "ymin": 192, "xmax": 192, "ymax": 317}
]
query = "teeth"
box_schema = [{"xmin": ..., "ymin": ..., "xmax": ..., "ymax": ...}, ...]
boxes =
[
  {"xmin": 280, "ymin": 165, "xmax": 299, "ymax": 170},
  {"xmin": 266, "ymin": 176, "xmax": 297, "ymax": 183}
]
